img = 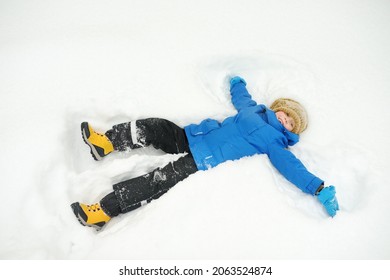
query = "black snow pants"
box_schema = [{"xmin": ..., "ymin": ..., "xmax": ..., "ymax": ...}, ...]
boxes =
[{"xmin": 99, "ymin": 118, "xmax": 198, "ymax": 217}]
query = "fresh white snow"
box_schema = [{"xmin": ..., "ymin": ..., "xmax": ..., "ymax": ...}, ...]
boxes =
[{"xmin": 0, "ymin": 0, "xmax": 389, "ymax": 262}]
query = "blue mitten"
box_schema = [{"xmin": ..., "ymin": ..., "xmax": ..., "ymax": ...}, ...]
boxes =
[
  {"xmin": 317, "ymin": 186, "xmax": 339, "ymax": 217},
  {"xmin": 230, "ymin": 76, "xmax": 247, "ymax": 87}
]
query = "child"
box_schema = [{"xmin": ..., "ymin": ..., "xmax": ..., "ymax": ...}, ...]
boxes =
[{"xmin": 71, "ymin": 76, "xmax": 339, "ymax": 230}]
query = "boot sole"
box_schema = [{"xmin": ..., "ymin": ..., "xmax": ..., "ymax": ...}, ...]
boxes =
[
  {"xmin": 70, "ymin": 202, "xmax": 104, "ymax": 231},
  {"xmin": 81, "ymin": 122, "xmax": 102, "ymax": 161}
]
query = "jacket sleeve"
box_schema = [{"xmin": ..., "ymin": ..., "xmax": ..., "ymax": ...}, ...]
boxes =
[
  {"xmin": 267, "ymin": 143, "xmax": 324, "ymax": 195},
  {"xmin": 230, "ymin": 77, "xmax": 257, "ymax": 111}
]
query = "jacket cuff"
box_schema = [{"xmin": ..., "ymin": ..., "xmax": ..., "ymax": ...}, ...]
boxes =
[{"xmin": 306, "ymin": 177, "xmax": 324, "ymax": 195}]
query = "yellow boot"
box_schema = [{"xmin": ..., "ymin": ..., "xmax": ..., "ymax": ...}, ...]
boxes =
[
  {"xmin": 81, "ymin": 122, "xmax": 114, "ymax": 160},
  {"xmin": 71, "ymin": 202, "xmax": 111, "ymax": 230}
]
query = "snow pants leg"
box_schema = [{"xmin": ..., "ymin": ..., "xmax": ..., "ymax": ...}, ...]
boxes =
[
  {"xmin": 105, "ymin": 118, "xmax": 190, "ymax": 154},
  {"xmin": 99, "ymin": 118, "xmax": 198, "ymax": 217}
]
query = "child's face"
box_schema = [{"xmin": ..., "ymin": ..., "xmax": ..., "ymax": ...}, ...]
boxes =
[{"xmin": 275, "ymin": 111, "xmax": 295, "ymax": 132}]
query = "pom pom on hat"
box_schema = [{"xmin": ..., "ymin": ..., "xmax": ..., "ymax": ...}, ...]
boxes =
[{"xmin": 270, "ymin": 98, "xmax": 308, "ymax": 134}]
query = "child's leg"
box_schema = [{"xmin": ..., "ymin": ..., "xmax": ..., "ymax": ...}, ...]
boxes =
[
  {"xmin": 100, "ymin": 153, "xmax": 198, "ymax": 216},
  {"xmin": 105, "ymin": 118, "xmax": 189, "ymax": 154},
  {"xmin": 71, "ymin": 153, "xmax": 197, "ymax": 230}
]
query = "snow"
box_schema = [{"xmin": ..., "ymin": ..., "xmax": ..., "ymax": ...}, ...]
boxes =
[{"xmin": 1, "ymin": 0, "xmax": 390, "ymax": 262}]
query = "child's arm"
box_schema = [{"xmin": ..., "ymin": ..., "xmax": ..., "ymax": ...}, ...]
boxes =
[
  {"xmin": 267, "ymin": 144, "xmax": 339, "ymax": 217},
  {"xmin": 267, "ymin": 144, "xmax": 324, "ymax": 195},
  {"xmin": 229, "ymin": 77, "xmax": 257, "ymax": 111}
]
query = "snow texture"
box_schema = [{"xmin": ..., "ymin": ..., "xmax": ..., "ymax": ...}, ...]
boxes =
[{"xmin": 0, "ymin": 0, "xmax": 389, "ymax": 259}]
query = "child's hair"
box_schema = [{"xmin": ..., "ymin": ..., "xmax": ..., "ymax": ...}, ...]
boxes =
[{"xmin": 270, "ymin": 98, "xmax": 308, "ymax": 134}]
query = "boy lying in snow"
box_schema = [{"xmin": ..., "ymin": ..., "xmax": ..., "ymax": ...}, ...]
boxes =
[{"xmin": 71, "ymin": 76, "xmax": 339, "ymax": 230}]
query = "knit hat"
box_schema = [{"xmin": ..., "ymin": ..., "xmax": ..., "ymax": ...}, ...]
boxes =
[{"xmin": 270, "ymin": 98, "xmax": 308, "ymax": 134}]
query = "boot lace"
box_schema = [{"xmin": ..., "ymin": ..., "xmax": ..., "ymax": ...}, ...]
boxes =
[
  {"xmin": 90, "ymin": 125, "xmax": 106, "ymax": 138},
  {"xmin": 87, "ymin": 203, "xmax": 102, "ymax": 212}
]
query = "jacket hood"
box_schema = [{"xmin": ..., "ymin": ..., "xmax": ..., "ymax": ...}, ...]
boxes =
[{"xmin": 265, "ymin": 107, "xmax": 299, "ymax": 146}]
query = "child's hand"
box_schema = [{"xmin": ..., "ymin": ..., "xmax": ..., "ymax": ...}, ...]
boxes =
[
  {"xmin": 230, "ymin": 76, "xmax": 246, "ymax": 87},
  {"xmin": 317, "ymin": 186, "xmax": 339, "ymax": 217}
]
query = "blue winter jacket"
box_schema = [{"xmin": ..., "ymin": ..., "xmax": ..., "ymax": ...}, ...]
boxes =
[{"xmin": 184, "ymin": 77, "xmax": 323, "ymax": 195}]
